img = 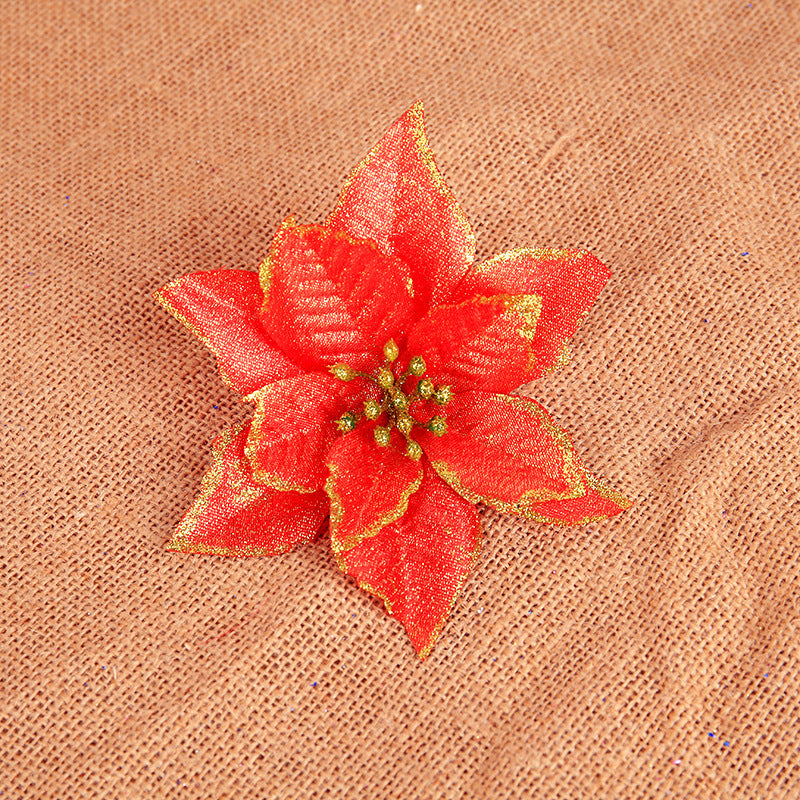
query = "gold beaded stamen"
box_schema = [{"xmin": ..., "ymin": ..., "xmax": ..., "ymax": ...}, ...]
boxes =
[{"xmin": 329, "ymin": 339, "xmax": 450, "ymax": 459}]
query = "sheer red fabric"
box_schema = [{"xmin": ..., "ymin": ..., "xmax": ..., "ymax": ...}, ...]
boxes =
[{"xmin": 155, "ymin": 102, "xmax": 631, "ymax": 657}]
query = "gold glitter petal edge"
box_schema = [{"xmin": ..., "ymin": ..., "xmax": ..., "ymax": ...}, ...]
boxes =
[
  {"xmin": 505, "ymin": 293, "xmax": 543, "ymax": 341},
  {"xmin": 333, "ymin": 551, "xmax": 395, "ymax": 615},
  {"xmin": 260, "ymin": 221, "xmax": 416, "ymax": 312},
  {"xmin": 325, "ymin": 462, "xmax": 424, "ymax": 554},
  {"xmin": 259, "ymin": 215, "xmax": 297, "ymax": 297},
  {"xmin": 416, "ymin": 522, "xmax": 483, "ymax": 660},
  {"xmin": 153, "ymin": 283, "xmax": 239, "ymax": 393},
  {"xmin": 326, "ymin": 101, "xmax": 476, "ymax": 266},
  {"xmin": 242, "ymin": 385, "xmax": 318, "ymax": 493},
  {"xmin": 470, "ymin": 248, "xmax": 608, "ymax": 376},
  {"xmin": 428, "ymin": 460, "xmax": 573, "ymax": 514},
  {"xmin": 167, "ymin": 424, "xmax": 293, "ymax": 558},
  {"xmin": 452, "ymin": 293, "xmax": 544, "ymax": 373},
  {"xmin": 404, "ymin": 101, "xmax": 476, "ymax": 262},
  {"xmin": 585, "ymin": 471, "xmax": 633, "ymax": 510},
  {"xmin": 246, "ymin": 467, "xmax": 315, "ymax": 494},
  {"xmin": 527, "ymin": 474, "xmax": 634, "ymax": 527},
  {"xmin": 543, "ymin": 343, "xmax": 571, "ymax": 375},
  {"xmin": 499, "ymin": 394, "xmax": 587, "ymax": 509},
  {"xmin": 333, "ymin": 517, "xmax": 483, "ymax": 660},
  {"xmin": 429, "ymin": 394, "xmax": 586, "ymax": 515},
  {"xmin": 471, "ymin": 246, "xmax": 594, "ymax": 274},
  {"xmin": 504, "ymin": 293, "xmax": 543, "ymax": 371},
  {"xmin": 326, "ymin": 466, "xmax": 345, "ymax": 550}
]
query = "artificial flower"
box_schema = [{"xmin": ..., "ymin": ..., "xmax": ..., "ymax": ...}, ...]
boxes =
[{"xmin": 155, "ymin": 102, "xmax": 631, "ymax": 658}]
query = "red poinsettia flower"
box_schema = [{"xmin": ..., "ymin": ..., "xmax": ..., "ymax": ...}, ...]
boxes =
[{"xmin": 155, "ymin": 102, "xmax": 631, "ymax": 658}]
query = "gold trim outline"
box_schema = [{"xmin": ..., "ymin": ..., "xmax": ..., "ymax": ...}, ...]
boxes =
[{"xmin": 325, "ymin": 460, "xmax": 423, "ymax": 554}]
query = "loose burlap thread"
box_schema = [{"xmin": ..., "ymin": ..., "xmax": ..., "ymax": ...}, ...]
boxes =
[{"xmin": 2, "ymin": 1, "xmax": 799, "ymax": 798}]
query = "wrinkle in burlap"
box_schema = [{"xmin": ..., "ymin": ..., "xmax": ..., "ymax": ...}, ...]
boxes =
[{"xmin": 2, "ymin": 2, "xmax": 799, "ymax": 798}]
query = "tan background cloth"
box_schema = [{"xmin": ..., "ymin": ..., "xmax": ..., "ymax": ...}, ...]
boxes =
[{"xmin": 3, "ymin": 1, "xmax": 799, "ymax": 797}]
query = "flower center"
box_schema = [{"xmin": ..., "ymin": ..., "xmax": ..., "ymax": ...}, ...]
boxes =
[{"xmin": 329, "ymin": 339, "xmax": 450, "ymax": 460}]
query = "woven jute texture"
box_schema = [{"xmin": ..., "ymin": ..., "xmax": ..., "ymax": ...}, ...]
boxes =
[{"xmin": 3, "ymin": 1, "xmax": 799, "ymax": 798}]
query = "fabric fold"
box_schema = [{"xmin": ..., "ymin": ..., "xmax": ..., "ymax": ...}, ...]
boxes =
[{"xmin": 167, "ymin": 423, "xmax": 328, "ymax": 557}]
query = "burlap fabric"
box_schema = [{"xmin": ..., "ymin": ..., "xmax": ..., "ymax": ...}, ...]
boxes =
[{"xmin": 3, "ymin": 2, "xmax": 798, "ymax": 798}]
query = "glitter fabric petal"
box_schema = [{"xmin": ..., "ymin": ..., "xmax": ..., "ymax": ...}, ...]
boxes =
[
  {"xmin": 417, "ymin": 391, "xmax": 588, "ymax": 516},
  {"xmin": 155, "ymin": 269, "xmax": 300, "ymax": 395},
  {"xmin": 336, "ymin": 459, "xmax": 481, "ymax": 658},
  {"xmin": 243, "ymin": 372, "xmax": 364, "ymax": 493},
  {"xmin": 327, "ymin": 101, "xmax": 475, "ymax": 312},
  {"xmin": 526, "ymin": 471, "xmax": 633, "ymax": 525},
  {"xmin": 259, "ymin": 224, "xmax": 416, "ymax": 373},
  {"xmin": 167, "ymin": 422, "xmax": 328, "ymax": 557},
  {"xmin": 401, "ymin": 293, "xmax": 544, "ymax": 394},
  {"xmin": 451, "ymin": 248, "xmax": 611, "ymax": 378},
  {"xmin": 325, "ymin": 426, "xmax": 423, "ymax": 554},
  {"xmin": 157, "ymin": 101, "xmax": 631, "ymax": 657}
]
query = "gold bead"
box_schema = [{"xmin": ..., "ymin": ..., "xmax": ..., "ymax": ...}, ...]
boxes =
[
  {"xmin": 383, "ymin": 339, "xmax": 400, "ymax": 362},
  {"xmin": 336, "ymin": 412, "xmax": 357, "ymax": 432},
  {"xmin": 397, "ymin": 414, "xmax": 414, "ymax": 435},
  {"xmin": 329, "ymin": 363, "xmax": 355, "ymax": 382},
  {"xmin": 392, "ymin": 391, "xmax": 409, "ymax": 412},
  {"xmin": 427, "ymin": 415, "xmax": 447, "ymax": 437},
  {"xmin": 373, "ymin": 426, "xmax": 391, "ymax": 447},
  {"xmin": 363, "ymin": 399, "xmax": 381, "ymax": 420},
  {"xmin": 434, "ymin": 385, "xmax": 452, "ymax": 405},
  {"xmin": 409, "ymin": 355, "xmax": 426, "ymax": 376},
  {"xmin": 377, "ymin": 367, "xmax": 394, "ymax": 389},
  {"xmin": 405, "ymin": 439, "xmax": 423, "ymax": 460},
  {"xmin": 417, "ymin": 378, "xmax": 434, "ymax": 399}
]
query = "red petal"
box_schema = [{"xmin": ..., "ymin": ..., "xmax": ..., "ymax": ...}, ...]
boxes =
[
  {"xmin": 451, "ymin": 248, "xmax": 611, "ymax": 378},
  {"xmin": 260, "ymin": 224, "xmax": 415, "ymax": 372},
  {"xmin": 417, "ymin": 392, "xmax": 585, "ymax": 515},
  {"xmin": 244, "ymin": 372, "xmax": 367, "ymax": 492},
  {"xmin": 402, "ymin": 294, "xmax": 544, "ymax": 394},
  {"xmin": 155, "ymin": 270, "xmax": 300, "ymax": 395},
  {"xmin": 528, "ymin": 471, "xmax": 632, "ymax": 525},
  {"xmin": 325, "ymin": 426, "xmax": 423, "ymax": 553},
  {"xmin": 167, "ymin": 423, "xmax": 328, "ymax": 557},
  {"xmin": 327, "ymin": 101, "xmax": 475, "ymax": 311},
  {"xmin": 337, "ymin": 460, "xmax": 481, "ymax": 658}
]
